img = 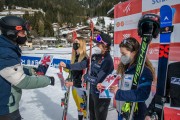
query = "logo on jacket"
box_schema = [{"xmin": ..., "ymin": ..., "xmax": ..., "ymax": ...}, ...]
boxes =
[{"xmin": 171, "ymin": 77, "xmax": 180, "ymax": 85}]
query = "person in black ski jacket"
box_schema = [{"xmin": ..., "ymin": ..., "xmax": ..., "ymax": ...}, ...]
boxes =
[
  {"xmin": 0, "ymin": 16, "xmax": 54, "ymax": 120},
  {"xmin": 64, "ymin": 37, "xmax": 88, "ymax": 120},
  {"xmin": 60, "ymin": 32, "xmax": 114, "ymax": 120},
  {"xmin": 145, "ymin": 62, "xmax": 180, "ymax": 120}
]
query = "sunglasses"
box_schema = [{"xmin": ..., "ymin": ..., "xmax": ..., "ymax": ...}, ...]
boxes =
[
  {"xmin": 120, "ymin": 39, "xmax": 135, "ymax": 51},
  {"xmin": 95, "ymin": 35, "xmax": 107, "ymax": 45},
  {"xmin": 121, "ymin": 39, "xmax": 130, "ymax": 45}
]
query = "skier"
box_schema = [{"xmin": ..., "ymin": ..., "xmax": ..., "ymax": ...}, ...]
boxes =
[
  {"xmin": 0, "ymin": 16, "xmax": 55, "ymax": 120},
  {"xmin": 64, "ymin": 37, "xmax": 88, "ymax": 120},
  {"xmin": 60, "ymin": 32, "xmax": 114, "ymax": 120},
  {"xmin": 107, "ymin": 37, "xmax": 155, "ymax": 120},
  {"xmin": 145, "ymin": 62, "xmax": 180, "ymax": 120}
]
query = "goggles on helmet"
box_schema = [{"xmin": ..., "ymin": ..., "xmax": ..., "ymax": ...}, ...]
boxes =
[{"xmin": 95, "ymin": 34, "xmax": 107, "ymax": 45}]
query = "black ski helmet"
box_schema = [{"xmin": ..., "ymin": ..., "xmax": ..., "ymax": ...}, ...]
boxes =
[
  {"xmin": 138, "ymin": 14, "xmax": 160, "ymax": 38},
  {"xmin": 0, "ymin": 15, "xmax": 30, "ymax": 40}
]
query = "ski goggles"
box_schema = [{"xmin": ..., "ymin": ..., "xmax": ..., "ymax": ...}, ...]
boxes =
[
  {"xmin": 95, "ymin": 34, "xmax": 108, "ymax": 46},
  {"xmin": 15, "ymin": 21, "xmax": 31, "ymax": 36}
]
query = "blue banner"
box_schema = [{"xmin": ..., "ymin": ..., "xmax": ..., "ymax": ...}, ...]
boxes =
[{"xmin": 21, "ymin": 56, "xmax": 70, "ymax": 68}]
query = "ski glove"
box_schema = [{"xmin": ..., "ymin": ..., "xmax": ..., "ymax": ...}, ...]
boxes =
[
  {"xmin": 48, "ymin": 76, "xmax": 55, "ymax": 86},
  {"xmin": 84, "ymin": 74, "xmax": 96, "ymax": 85},
  {"xmin": 36, "ymin": 64, "xmax": 49, "ymax": 75}
]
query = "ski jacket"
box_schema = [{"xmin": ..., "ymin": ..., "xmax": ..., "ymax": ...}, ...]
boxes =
[
  {"xmin": 66, "ymin": 52, "xmax": 114, "ymax": 96},
  {"xmin": 71, "ymin": 54, "xmax": 87, "ymax": 88},
  {"xmin": 116, "ymin": 65, "xmax": 153, "ymax": 120},
  {"xmin": 0, "ymin": 35, "xmax": 51, "ymax": 115},
  {"xmin": 146, "ymin": 62, "xmax": 180, "ymax": 117}
]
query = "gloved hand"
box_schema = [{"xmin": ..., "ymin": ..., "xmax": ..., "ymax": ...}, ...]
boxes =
[
  {"xmin": 31, "ymin": 67, "xmax": 37, "ymax": 75},
  {"xmin": 36, "ymin": 64, "xmax": 49, "ymax": 75},
  {"xmin": 48, "ymin": 76, "xmax": 55, "ymax": 86},
  {"xmin": 83, "ymin": 74, "xmax": 96, "ymax": 85}
]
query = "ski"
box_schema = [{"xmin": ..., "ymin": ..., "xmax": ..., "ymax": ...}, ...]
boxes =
[
  {"xmin": 61, "ymin": 72, "xmax": 72, "ymax": 120},
  {"xmin": 57, "ymin": 67, "xmax": 66, "ymax": 90},
  {"xmin": 85, "ymin": 19, "xmax": 94, "ymax": 120},
  {"xmin": 154, "ymin": 5, "xmax": 175, "ymax": 120},
  {"xmin": 61, "ymin": 30, "xmax": 77, "ymax": 120},
  {"xmin": 128, "ymin": 14, "xmax": 160, "ymax": 120}
]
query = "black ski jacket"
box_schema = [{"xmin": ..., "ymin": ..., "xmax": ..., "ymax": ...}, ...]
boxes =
[{"xmin": 71, "ymin": 54, "xmax": 87, "ymax": 88}]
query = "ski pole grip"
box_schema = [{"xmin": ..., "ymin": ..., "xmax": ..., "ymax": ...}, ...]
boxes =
[{"xmin": 59, "ymin": 66, "xmax": 63, "ymax": 72}]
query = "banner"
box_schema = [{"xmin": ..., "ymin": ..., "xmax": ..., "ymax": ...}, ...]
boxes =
[{"xmin": 114, "ymin": 0, "xmax": 180, "ymax": 70}]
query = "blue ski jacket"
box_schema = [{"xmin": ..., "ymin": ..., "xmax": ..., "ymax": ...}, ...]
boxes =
[
  {"xmin": 116, "ymin": 65, "xmax": 153, "ymax": 120},
  {"xmin": 0, "ymin": 35, "xmax": 51, "ymax": 115},
  {"xmin": 66, "ymin": 52, "xmax": 114, "ymax": 96}
]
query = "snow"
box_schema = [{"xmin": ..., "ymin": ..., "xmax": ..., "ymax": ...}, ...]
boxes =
[
  {"xmin": 20, "ymin": 48, "xmax": 117, "ymax": 120},
  {"xmin": 87, "ymin": 16, "xmax": 114, "ymax": 31}
]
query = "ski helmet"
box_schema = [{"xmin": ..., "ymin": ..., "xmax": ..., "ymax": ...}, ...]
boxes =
[
  {"xmin": 138, "ymin": 14, "xmax": 160, "ymax": 38},
  {"xmin": 0, "ymin": 15, "xmax": 30, "ymax": 41}
]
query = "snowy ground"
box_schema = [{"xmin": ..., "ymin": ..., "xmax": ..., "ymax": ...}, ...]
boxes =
[
  {"xmin": 19, "ymin": 64, "xmax": 117, "ymax": 120},
  {"xmin": 20, "ymin": 47, "xmax": 154, "ymax": 120}
]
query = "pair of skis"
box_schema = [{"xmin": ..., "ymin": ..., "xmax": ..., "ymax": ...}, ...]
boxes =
[
  {"xmin": 59, "ymin": 22, "xmax": 94, "ymax": 119},
  {"xmin": 60, "ymin": 69, "xmax": 72, "ymax": 120},
  {"xmin": 60, "ymin": 31, "xmax": 77, "ymax": 120},
  {"xmin": 126, "ymin": 13, "xmax": 160, "ymax": 120},
  {"xmin": 152, "ymin": 5, "xmax": 175, "ymax": 120},
  {"xmin": 128, "ymin": 5, "xmax": 175, "ymax": 120}
]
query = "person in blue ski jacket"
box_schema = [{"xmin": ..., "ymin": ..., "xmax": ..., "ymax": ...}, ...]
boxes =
[
  {"xmin": 60, "ymin": 32, "xmax": 114, "ymax": 120},
  {"xmin": 107, "ymin": 37, "xmax": 155, "ymax": 120},
  {"xmin": 0, "ymin": 16, "xmax": 54, "ymax": 120}
]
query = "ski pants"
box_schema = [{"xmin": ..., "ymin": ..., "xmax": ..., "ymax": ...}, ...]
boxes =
[
  {"xmin": 72, "ymin": 86, "xmax": 87, "ymax": 118},
  {"xmin": 89, "ymin": 93, "xmax": 111, "ymax": 120},
  {"xmin": 0, "ymin": 109, "xmax": 21, "ymax": 120}
]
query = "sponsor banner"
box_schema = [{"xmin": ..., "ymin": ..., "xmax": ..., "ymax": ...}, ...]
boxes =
[
  {"xmin": 114, "ymin": 57, "xmax": 120, "ymax": 70},
  {"xmin": 152, "ymin": 36, "xmax": 160, "ymax": 43},
  {"xmin": 113, "ymin": 44, "xmax": 120, "ymax": 58},
  {"xmin": 21, "ymin": 56, "xmax": 70, "ymax": 68},
  {"xmin": 114, "ymin": 0, "xmax": 180, "ymax": 68},
  {"xmin": 21, "ymin": 56, "xmax": 40, "ymax": 66},
  {"xmin": 142, "ymin": 0, "xmax": 180, "ymax": 12},
  {"xmin": 146, "ymin": 43, "xmax": 180, "ymax": 61},
  {"xmin": 114, "ymin": 0, "xmax": 142, "ymax": 18},
  {"xmin": 169, "ymin": 43, "xmax": 180, "ymax": 61},
  {"xmin": 113, "ymin": 42, "xmax": 180, "ymax": 70},
  {"xmin": 172, "ymin": 4, "xmax": 180, "ymax": 24},
  {"xmin": 142, "ymin": 4, "xmax": 180, "ymax": 24},
  {"xmin": 172, "ymin": 23, "xmax": 180, "ymax": 43},
  {"xmin": 147, "ymin": 43, "xmax": 160, "ymax": 60},
  {"xmin": 114, "ymin": 29, "xmax": 140, "ymax": 44},
  {"xmin": 114, "ymin": 13, "xmax": 142, "ymax": 31},
  {"xmin": 143, "ymin": 8, "xmax": 160, "ymax": 16}
]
